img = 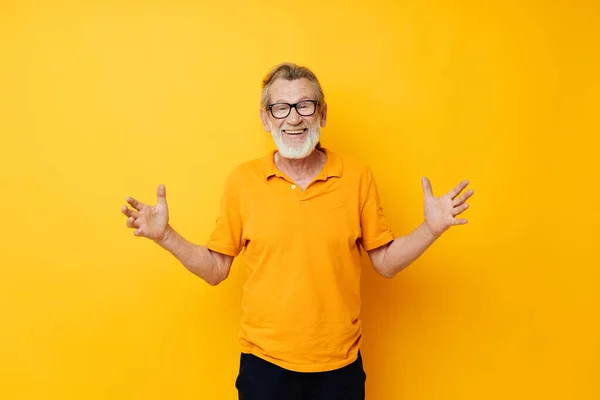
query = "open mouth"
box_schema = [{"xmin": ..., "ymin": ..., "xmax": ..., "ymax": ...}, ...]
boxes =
[{"xmin": 283, "ymin": 128, "xmax": 307, "ymax": 136}]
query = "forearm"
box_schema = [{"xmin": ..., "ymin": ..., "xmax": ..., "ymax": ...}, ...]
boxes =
[
  {"xmin": 382, "ymin": 221, "xmax": 438, "ymax": 277},
  {"xmin": 156, "ymin": 225, "xmax": 221, "ymax": 285}
]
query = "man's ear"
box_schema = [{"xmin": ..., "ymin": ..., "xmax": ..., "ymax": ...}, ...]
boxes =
[
  {"xmin": 260, "ymin": 109, "xmax": 271, "ymax": 132},
  {"xmin": 319, "ymin": 103, "xmax": 328, "ymax": 128}
]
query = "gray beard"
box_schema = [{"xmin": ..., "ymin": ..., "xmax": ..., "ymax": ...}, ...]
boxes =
[{"xmin": 269, "ymin": 121, "xmax": 321, "ymax": 159}]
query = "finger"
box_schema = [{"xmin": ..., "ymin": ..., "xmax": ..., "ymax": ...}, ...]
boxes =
[
  {"xmin": 448, "ymin": 180, "xmax": 469, "ymax": 200},
  {"xmin": 126, "ymin": 196, "xmax": 143, "ymax": 211},
  {"xmin": 126, "ymin": 217, "xmax": 139, "ymax": 229},
  {"xmin": 452, "ymin": 203, "xmax": 469, "ymax": 217},
  {"xmin": 453, "ymin": 218, "xmax": 468, "ymax": 225},
  {"xmin": 421, "ymin": 177, "xmax": 433, "ymax": 197},
  {"xmin": 453, "ymin": 189, "xmax": 474, "ymax": 206},
  {"xmin": 133, "ymin": 228, "xmax": 143, "ymax": 236},
  {"xmin": 157, "ymin": 184, "xmax": 167, "ymax": 207},
  {"xmin": 121, "ymin": 205, "xmax": 139, "ymax": 218}
]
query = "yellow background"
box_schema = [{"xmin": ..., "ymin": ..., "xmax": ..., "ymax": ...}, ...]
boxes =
[{"xmin": 1, "ymin": 0, "xmax": 598, "ymax": 399}]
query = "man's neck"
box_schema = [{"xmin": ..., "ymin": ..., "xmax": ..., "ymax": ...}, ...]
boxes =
[{"xmin": 274, "ymin": 148, "xmax": 326, "ymax": 181}]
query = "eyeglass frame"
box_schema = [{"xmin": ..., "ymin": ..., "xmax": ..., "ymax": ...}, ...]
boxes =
[{"xmin": 267, "ymin": 100, "xmax": 319, "ymax": 119}]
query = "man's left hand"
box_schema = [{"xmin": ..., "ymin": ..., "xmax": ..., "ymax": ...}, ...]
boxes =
[{"xmin": 421, "ymin": 177, "xmax": 474, "ymax": 237}]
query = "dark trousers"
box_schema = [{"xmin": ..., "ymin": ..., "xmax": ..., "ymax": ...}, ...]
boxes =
[{"xmin": 236, "ymin": 351, "xmax": 366, "ymax": 400}]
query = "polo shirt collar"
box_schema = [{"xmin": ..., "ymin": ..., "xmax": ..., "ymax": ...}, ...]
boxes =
[{"xmin": 263, "ymin": 147, "xmax": 342, "ymax": 181}]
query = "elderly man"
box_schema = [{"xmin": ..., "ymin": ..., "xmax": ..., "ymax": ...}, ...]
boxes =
[{"xmin": 121, "ymin": 63, "xmax": 474, "ymax": 400}]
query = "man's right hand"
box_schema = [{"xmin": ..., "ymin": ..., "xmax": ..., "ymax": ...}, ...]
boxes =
[{"xmin": 121, "ymin": 184, "xmax": 170, "ymax": 243}]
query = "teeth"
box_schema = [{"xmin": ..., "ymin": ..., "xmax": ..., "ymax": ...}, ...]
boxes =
[{"xmin": 285, "ymin": 129, "xmax": 305, "ymax": 134}]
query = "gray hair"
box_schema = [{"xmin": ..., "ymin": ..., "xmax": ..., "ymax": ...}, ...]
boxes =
[{"xmin": 261, "ymin": 63, "xmax": 325, "ymax": 110}]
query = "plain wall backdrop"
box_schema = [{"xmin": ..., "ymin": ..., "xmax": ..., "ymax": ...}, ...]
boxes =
[{"xmin": 1, "ymin": 0, "xmax": 599, "ymax": 398}]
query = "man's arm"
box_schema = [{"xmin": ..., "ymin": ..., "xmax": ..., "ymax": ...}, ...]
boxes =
[
  {"xmin": 158, "ymin": 226, "xmax": 234, "ymax": 286},
  {"xmin": 368, "ymin": 222, "xmax": 437, "ymax": 278},
  {"xmin": 368, "ymin": 177, "xmax": 474, "ymax": 279},
  {"xmin": 122, "ymin": 184, "xmax": 234, "ymax": 286}
]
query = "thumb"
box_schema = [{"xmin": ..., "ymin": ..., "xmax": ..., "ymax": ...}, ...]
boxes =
[
  {"xmin": 421, "ymin": 176, "xmax": 433, "ymax": 198},
  {"xmin": 157, "ymin": 184, "xmax": 167, "ymax": 207}
]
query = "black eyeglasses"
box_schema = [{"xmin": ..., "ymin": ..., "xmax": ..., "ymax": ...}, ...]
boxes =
[{"xmin": 268, "ymin": 100, "xmax": 318, "ymax": 119}]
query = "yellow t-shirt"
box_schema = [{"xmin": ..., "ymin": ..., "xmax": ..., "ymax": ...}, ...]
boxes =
[{"xmin": 206, "ymin": 148, "xmax": 394, "ymax": 372}]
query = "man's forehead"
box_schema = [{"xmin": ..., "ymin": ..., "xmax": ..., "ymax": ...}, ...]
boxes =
[{"xmin": 269, "ymin": 78, "xmax": 315, "ymax": 101}]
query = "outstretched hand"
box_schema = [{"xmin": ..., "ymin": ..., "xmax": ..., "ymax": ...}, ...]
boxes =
[
  {"xmin": 121, "ymin": 184, "xmax": 170, "ymax": 242},
  {"xmin": 421, "ymin": 177, "xmax": 474, "ymax": 237}
]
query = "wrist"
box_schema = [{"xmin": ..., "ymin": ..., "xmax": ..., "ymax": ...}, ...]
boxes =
[
  {"xmin": 422, "ymin": 220, "xmax": 441, "ymax": 240},
  {"xmin": 156, "ymin": 225, "xmax": 173, "ymax": 247}
]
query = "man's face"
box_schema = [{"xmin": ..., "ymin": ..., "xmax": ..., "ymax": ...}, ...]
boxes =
[{"xmin": 261, "ymin": 78, "xmax": 327, "ymax": 159}]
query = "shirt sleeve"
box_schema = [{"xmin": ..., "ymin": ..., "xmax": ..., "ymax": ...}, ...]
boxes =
[
  {"xmin": 206, "ymin": 167, "xmax": 244, "ymax": 257},
  {"xmin": 359, "ymin": 168, "xmax": 395, "ymax": 251}
]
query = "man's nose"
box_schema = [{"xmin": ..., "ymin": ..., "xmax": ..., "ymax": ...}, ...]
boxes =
[{"xmin": 285, "ymin": 107, "xmax": 302, "ymax": 125}]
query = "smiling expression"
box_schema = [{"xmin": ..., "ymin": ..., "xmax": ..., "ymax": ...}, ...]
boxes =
[{"xmin": 261, "ymin": 78, "xmax": 328, "ymax": 159}]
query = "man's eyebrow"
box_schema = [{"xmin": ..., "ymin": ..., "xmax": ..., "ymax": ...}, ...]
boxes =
[{"xmin": 272, "ymin": 96, "xmax": 311, "ymax": 103}]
